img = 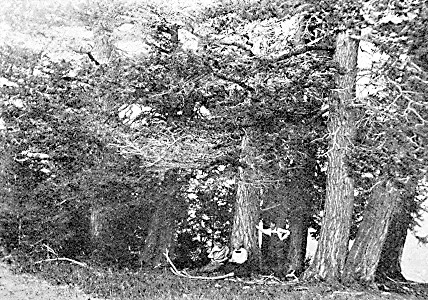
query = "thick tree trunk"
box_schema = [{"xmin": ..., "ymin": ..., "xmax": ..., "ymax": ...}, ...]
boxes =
[
  {"xmin": 140, "ymin": 169, "xmax": 183, "ymax": 268},
  {"xmin": 89, "ymin": 206, "xmax": 111, "ymax": 255},
  {"xmin": 376, "ymin": 198, "xmax": 410, "ymax": 282},
  {"xmin": 268, "ymin": 213, "xmax": 288, "ymax": 272},
  {"xmin": 285, "ymin": 166, "xmax": 313, "ymax": 276},
  {"xmin": 303, "ymin": 32, "xmax": 359, "ymax": 282},
  {"xmin": 342, "ymin": 180, "xmax": 399, "ymax": 284},
  {"xmin": 231, "ymin": 131, "xmax": 261, "ymax": 266},
  {"xmin": 89, "ymin": 206, "xmax": 112, "ymax": 256},
  {"xmin": 140, "ymin": 203, "xmax": 176, "ymax": 267},
  {"xmin": 287, "ymin": 207, "xmax": 309, "ymax": 276}
]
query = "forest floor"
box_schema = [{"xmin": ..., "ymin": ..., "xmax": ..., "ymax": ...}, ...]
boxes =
[
  {"xmin": 0, "ymin": 262, "xmax": 103, "ymax": 300},
  {"xmin": 1, "ymin": 260, "xmax": 428, "ymax": 300}
]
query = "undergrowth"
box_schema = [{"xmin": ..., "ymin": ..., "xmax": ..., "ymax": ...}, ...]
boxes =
[{"xmin": 12, "ymin": 260, "xmax": 420, "ymax": 300}]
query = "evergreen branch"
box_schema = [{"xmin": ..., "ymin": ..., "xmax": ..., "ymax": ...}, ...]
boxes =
[
  {"xmin": 214, "ymin": 72, "xmax": 255, "ymax": 93},
  {"xmin": 201, "ymin": 58, "xmax": 255, "ymax": 93},
  {"xmin": 87, "ymin": 52, "xmax": 101, "ymax": 65},
  {"xmin": 268, "ymin": 44, "xmax": 334, "ymax": 63},
  {"xmin": 219, "ymin": 41, "xmax": 255, "ymax": 57}
]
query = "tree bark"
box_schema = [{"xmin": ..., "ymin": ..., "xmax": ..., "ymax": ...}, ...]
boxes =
[
  {"xmin": 287, "ymin": 207, "xmax": 309, "ymax": 276},
  {"xmin": 0, "ymin": 120, "xmax": 10, "ymax": 206},
  {"xmin": 140, "ymin": 169, "xmax": 183, "ymax": 268},
  {"xmin": 0, "ymin": 100, "xmax": 13, "ymax": 206},
  {"xmin": 90, "ymin": 207, "xmax": 103, "ymax": 241},
  {"xmin": 0, "ymin": 109, "xmax": 12, "ymax": 251},
  {"xmin": 89, "ymin": 206, "xmax": 112, "ymax": 255},
  {"xmin": 376, "ymin": 197, "xmax": 410, "ymax": 282},
  {"xmin": 92, "ymin": 23, "xmax": 116, "ymax": 65},
  {"xmin": 230, "ymin": 130, "xmax": 261, "ymax": 266},
  {"xmin": 342, "ymin": 180, "xmax": 399, "ymax": 285},
  {"xmin": 303, "ymin": 32, "xmax": 359, "ymax": 282},
  {"xmin": 268, "ymin": 213, "xmax": 288, "ymax": 272},
  {"xmin": 140, "ymin": 202, "xmax": 176, "ymax": 267},
  {"xmin": 285, "ymin": 164, "xmax": 313, "ymax": 276}
]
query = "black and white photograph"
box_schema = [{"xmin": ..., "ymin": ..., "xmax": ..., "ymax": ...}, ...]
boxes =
[{"xmin": 0, "ymin": 1, "xmax": 427, "ymax": 299}]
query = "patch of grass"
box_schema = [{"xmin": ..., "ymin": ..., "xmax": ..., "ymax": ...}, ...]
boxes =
[{"xmin": 13, "ymin": 261, "xmax": 423, "ymax": 300}]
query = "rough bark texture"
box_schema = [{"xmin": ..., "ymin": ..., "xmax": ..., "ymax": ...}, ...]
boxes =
[
  {"xmin": 303, "ymin": 32, "xmax": 358, "ymax": 282},
  {"xmin": 342, "ymin": 180, "xmax": 399, "ymax": 284},
  {"xmin": 285, "ymin": 166, "xmax": 313, "ymax": 276},
  {"xmin": 140, "ymin": 170, "xmax": 185, "ymax": 268},
  {"xmin": 376, "ymin": 198, "xmax": 409, "ymax": 282},
  {"xmin": 140, "ymin": 202, "xmax": 176, "ymax": 267},
  {"xmin": 0, "ymin": 110, "xmax": 11, "ymax": 252},
  {"xmin": 0, "ymin": 102, "xmax": 12, "ymax": 209},
  {"xmin": 285, "ymin": 16, "xmax": 310, "ymax": 276},
  {"xmin": 287, "ymin": 207, "xmax": 309, "ymax": 275},
  {"xmin": 268, "ymin": 213, "xmax": 288, "ymax": 271},
  {"xmin": 92, "ymin": 25, "xmax": 116, "ymax": 65},
  {"xmin": 231, "ymin": 131, "xmax": 261, "ymax": 266},
  {"xmin": 0, "ymin": 119, "xmax": 10, "ymax": 207},
  {"xmin": 89, "ymin": 207, "xmax": 103, "ymax": 241},
  {"xmin": 89, "ymin": 206, "xmax": 112, "ymax": 255}
]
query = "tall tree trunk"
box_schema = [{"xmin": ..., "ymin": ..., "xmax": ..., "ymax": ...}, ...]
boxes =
[
  {"xmin": 89, "ymin": 206, "xmax": 108, "ymax": 256},
  {"xmin": 287, "ymin": 207, "xmax": 309, "ymax": 276},
  {"xmin": 0, "ymin": 110, "xmax": 11, "ymax": 252},
  {"xmin": 376, "ymin": 196, "xmax": 410, "ymax": 282},
  {"xmin": 140, "ymin": 169, "xmax": 183, "ymax": 268},
  {"xmin": 268, "ymin": 212, "xmax": 288, "ymax": 272},
  {"xmin": 0, "ymin": 114, "xmax": 9, "ymax": 205},
  {"xmin": 303, "ymin": 32, "xmax": 359, "ymax": 282},
  {"xmin": 342, "ymin": 180, "xmax": 399, "ymax": 284},
  {"xmin": 285, "ymin": 163, "xmax": 314, "ymax": 276},
  {"xmin": 231, "ymin": 130, "xmax": 261, "ymax": 266},
  {"xmin": 284, "ymin": 16, "xmax": 311, "ymax": 276},
  {"xmin": 0, "ymin": 103, "xmax": 12, "ymax": 204},
  {"xmin": 89, "ymin": 206, "xmax": 112, "ymax": 256},
  {"xmin": 140, "ymin": 202, "xmax": 176, "ymax": 267},
  {"xmin": 92, "ymin": 23, "xmax": 116, "ymax": 65}
]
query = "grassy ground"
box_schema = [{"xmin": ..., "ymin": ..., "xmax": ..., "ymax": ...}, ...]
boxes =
[
  {"xmin": 0, "ymin": 262, "xmax": 100, "ymax": 300},
  {"xmin": 11, "ymin": 261, "xmax": 426, "ymax": 300}
]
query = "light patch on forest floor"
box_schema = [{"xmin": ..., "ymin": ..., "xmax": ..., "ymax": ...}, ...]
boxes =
[{"xmin": 0, "ymin": 263, "xmax": 105, "ymax": 300}]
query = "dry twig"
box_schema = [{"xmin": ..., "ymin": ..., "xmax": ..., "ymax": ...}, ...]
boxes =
[
  {"xmin": 163, "ymin": 249, "xmax": 234, "ymax": 280},
  {"xmin": 34, "ymin": 257, "xmax": 89, "ymax": 268}
]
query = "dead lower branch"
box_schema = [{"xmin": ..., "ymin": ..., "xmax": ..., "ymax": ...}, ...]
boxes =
[
  {"xmin": 34, "ymin": 257, "xmax": 89, "ymax": 268},
  {"xmin": 267, "ymin": 44, "xmax": 334, "ymax": 63},
  {"xmin": 214, "ymin": 72, "xmax": 255, "ymax": 93},
  {"xmin": 109, "ymin": 126, "xmax": 226, "ymax": 171}
]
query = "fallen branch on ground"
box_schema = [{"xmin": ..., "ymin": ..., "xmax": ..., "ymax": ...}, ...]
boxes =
[
  {"xmin": 34, "ymin": 257, "xmax": 89, "ymax": 268},
  {"xmin": 227, "ymin": 275, "xmax": 299, "ymax": 286},
  {"xmin": 163, "ymin": 249, "xmax": 234, "ymax": 280},
  {"xmin": 163, "ymin": 249, "xmax": 301, "ymax": 285},
  {"xmin": 177, "ymin": 268, "xmax": 235, "ymax": 280}
]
